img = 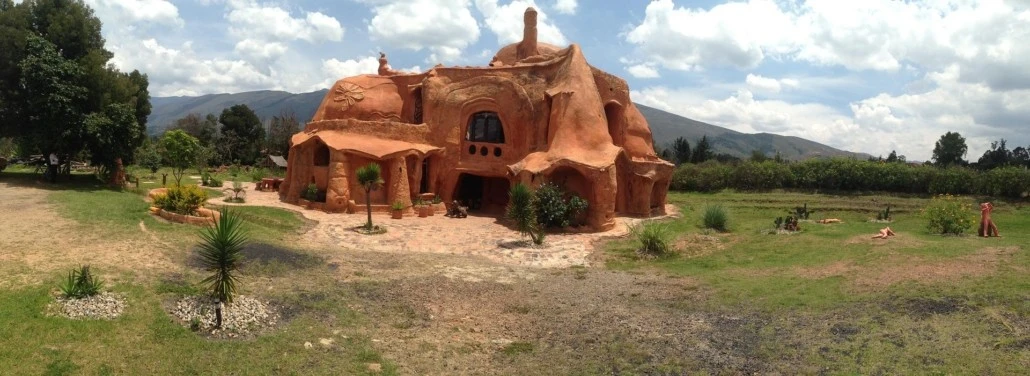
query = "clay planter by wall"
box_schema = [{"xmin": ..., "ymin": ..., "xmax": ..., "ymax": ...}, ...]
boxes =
[
  {"xmin": 426, "ymin": 204, "xmax": 435, "ymax": 216},
  {"xmin": 391, "ymin": 209, "xmax": 403, "ymax": 219},
  {"xmin": 297, "ymin": 198, "xmax": 311, "ymax": 208},
  {"xmin": 154, "ymin": 208, "xmax": 218, "ymax": 226},
  {"xmin": 418, "ymin": 205, "xmax": 429, "ymax": 217}
]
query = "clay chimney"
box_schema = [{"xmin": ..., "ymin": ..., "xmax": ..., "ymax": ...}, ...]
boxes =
[{"xmin": 517, "ymin": 7, "xmax": 539, "ymax": 60}]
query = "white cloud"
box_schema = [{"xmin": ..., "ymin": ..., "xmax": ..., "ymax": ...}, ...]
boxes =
[
  {"xmin": 745, "ymin": 74, "xmax": 799, "ymax": 94},
  {"xmin": 474, "ymin": 0, "xmax": 568, "ymax": 46},
  {"xmin": 626, "ymin": 63, "xmax": 659, "ymax": 79},
  {"xmin": 108, "ymin": 39, "xmax": 279, "ymax": 96},
  {"xmin": 314, "ymin": 57, "xmax": 380, "ymax": 90},
  {"xmin": 85, "ymin": 0, "xmax": 184, "ymax": 27},
  {"xmin": 633, "ymin": 64, "xmax": 1030, "ymax": 161},
  {"xmin": 234, "ymin": 39, "xmax": 288, "ymax": 61},
  {"xmin": 226, "ymin": 1, "xmax": 344, "ymax": 43},
  {"xmin": 360, "ymin": 0, "xmax": 481, "ymax": 64},
  {"xmin": 553, "ymin": 0, "xmax": 577, "ymax": 15},
  {"xmin": 625, "ymin": 0, "xmax": 1030, "ymax": 91}
]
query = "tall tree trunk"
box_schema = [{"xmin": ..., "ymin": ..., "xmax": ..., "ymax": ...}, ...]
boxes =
[{"xmin": 365, "ymin": 187, "xmax": 372, "ymax": 230}]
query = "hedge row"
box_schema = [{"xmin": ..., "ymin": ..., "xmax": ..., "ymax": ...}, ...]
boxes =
[{"xmin": 670, "ymin": 159, "xmax": 1030, "ymax": 198}]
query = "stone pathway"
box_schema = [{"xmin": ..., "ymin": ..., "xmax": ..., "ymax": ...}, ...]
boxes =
[{"xmin": 209, "ymin": 182, "xmax": 678, "ymax": 268}]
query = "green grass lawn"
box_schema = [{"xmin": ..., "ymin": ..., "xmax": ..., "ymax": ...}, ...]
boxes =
[
  {"xmin": 0, "ymin": 170, "xmax": 394, "ymax": 375},
  {"xmin": 606, "ymin": 190, "xmax": 1029, "ymax": 373}
]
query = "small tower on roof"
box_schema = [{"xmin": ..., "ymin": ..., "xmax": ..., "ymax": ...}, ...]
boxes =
[{"xmin": 516, "ymin": 7, "xmax": 539, "ymax": 60}]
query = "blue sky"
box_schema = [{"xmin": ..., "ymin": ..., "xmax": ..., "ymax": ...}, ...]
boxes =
[{"xmin": 78, "ymin": 0, "xmax": 1030, "ymax": 161}]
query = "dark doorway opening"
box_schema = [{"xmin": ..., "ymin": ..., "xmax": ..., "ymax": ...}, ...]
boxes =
[
  {"xmin": 455, "ymin": 174, "xmax": 510, "ymax": 213},
  {"xmin": 420, "ymin": 158, "xmax": 430, "ymax": 193}
]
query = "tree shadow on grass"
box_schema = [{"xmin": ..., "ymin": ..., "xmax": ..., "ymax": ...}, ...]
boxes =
[{"xmin": 0, "ymin": 170, "xmax": 122, "ymax": 193}]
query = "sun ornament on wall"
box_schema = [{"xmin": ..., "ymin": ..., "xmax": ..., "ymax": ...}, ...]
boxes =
[{"xmin": 333, "ymin": 82, "xmax": 365, "ymax": 111}]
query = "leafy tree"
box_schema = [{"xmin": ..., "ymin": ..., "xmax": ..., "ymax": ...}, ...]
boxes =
[
  {"xmin": 976, "ymin": 139, "xmax": 1012, "ymax": 170},
  {"xmin": 672, "ymin": 137, "xmax": 691, "ymax": 165},
  {"xmin": 134, "ymin": 140, "xmax": 161, "ymax": 174},
  {"xmin": 691, "ymin": 135, "xmax": 714, "ymax": 163},
  {"xmin": 749, "ymin": 150, "xmax": 768, "ymax": 162},
  {"xmin": 356, "ymin": 163, "xmax": 384, "ymax": 230},
  {"xmin": 1013, "ymin": 146, "xmax": 1030, "ymax": 168},
  {"xmin": 267, "ymin": 110, "xmax": 300, "ymax": 157},
  {"xmin": 17, "ymin": 34, "xmax": 87, "ymax": 157},
  {"xmin": 932, "ymin": 131, "xmax": 968, "ymax": 167},
  {"xmin": 196, "ymin": 207, "xmax": 248, "ymax": 328},
  {"xmin": 171, "ymin": 113, "xmax": 218, "ymax": 146},
  {"xmin": 507, "ymin": 183, "xmax": 545, "ymax": 245},
  {"xmin": 160, "ymin": 130, "xmax": 200, "ymax": 186},
  {"xmin": 81, "ymin": 103, "xmax": 144, "ymax": 171},
  {"xmin": 218, "ymin": 104, "xmax": 264, "ymax": 164}
]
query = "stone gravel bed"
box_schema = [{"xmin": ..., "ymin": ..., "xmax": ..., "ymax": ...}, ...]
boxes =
[
  {"xmin": 172, "ymin": 295, "xmax": 279, "ymax": 338},
  {"xmin": 50, "ymin": 292, "xmax": 126, "ymax": 320}
]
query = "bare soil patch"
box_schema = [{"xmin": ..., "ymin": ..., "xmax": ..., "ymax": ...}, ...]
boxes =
[{"xmin": 850, "ymin": 246, "xmax": 1018, "ymax": 291}]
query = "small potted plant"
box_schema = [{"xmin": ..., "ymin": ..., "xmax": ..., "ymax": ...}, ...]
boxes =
[
  {"xmin": 416, "ymin": 198, "xmax": 429, "ymax": 218},
  {"xmin": 391, "ymin": 201, "xmax": 405, "ymax": 219}
]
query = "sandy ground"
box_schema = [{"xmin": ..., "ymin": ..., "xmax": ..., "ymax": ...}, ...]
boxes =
[{"xmin": 208, "ymin": 181, "xmax": 679, "ymax": 268}]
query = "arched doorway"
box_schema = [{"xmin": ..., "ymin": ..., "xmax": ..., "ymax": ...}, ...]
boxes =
[
  {"xmin": 455, "ymin": 173, "xmax": 510, "ymax": 213},
  {"xmin": 604, "ymin": 102, "xmax": 623, "ymax": 145}
]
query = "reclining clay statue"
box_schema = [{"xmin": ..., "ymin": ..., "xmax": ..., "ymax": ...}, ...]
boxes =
[
  {"xmin": 871, "ymin": 227, "xmax": 896, "ymax": 239},
  {"xmin": 979, "ymin": 202, "xmax": 999, "ymax": 237},
  {"xmin": 445, "ymin": 200, "xmax": 468, "ymax": 218}
]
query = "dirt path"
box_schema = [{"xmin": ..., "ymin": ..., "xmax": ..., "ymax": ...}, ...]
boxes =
[{"xmin": 0, "ymin": 181, "xmax": 180, "ymax": 287}]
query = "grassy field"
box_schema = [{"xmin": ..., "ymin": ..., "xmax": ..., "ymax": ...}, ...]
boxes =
[
  {"xmin": 0, "ymin": 170, "xmax": 397, "ymax": 375},
  {"xmin": 605, "ymin": 191, "xmax": 1029, "ymax": 373},
  {"xmin": 0, "ymin": 167, "xmax": 1026, "ymax": 374}
]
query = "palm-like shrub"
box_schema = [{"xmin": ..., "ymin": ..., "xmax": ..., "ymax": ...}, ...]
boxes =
[
  {"xmin": 356, "ymin": 163, "xmax": 384, "ymax": 230},
  {"xmin": 507, "ymin": 183, "xmax": 545, "ymax": 245},
  {"xmin": 223, "ymin": 180, "xmax": 246, "ymax": 203},
  {"xmin": 196, "ymin": 208, "xmax": 248, "ymax": 327},
  {"xmin": 631, "ymin": 222, "xmax": 672, "ymax": 258},
  {"xmin": 59, "ymin": 265, "xmax": 104, "ymax": 299},
  {"xmin": 702, "ymin": 205, "xmax": 728, "ymax": 231}
]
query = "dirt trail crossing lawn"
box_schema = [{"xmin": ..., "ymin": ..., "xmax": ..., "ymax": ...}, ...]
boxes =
[{"xmin": 0, "ymin": 175, "xmax": 1027, "ymax": 375}]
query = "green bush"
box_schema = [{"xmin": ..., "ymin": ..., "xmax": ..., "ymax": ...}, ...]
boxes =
[
  {"xmin": 304, "ymin": 183, "xmax": 318, "ymax": 201},
  {"xmin": 924, "ymin": 195, "xmax": 975, "ymax": 235},
  {"xmin": 206, "ymin": 177, "xmax": 223, "ymax": 187},
  {"xmin": 979, "ymin": 167, "xmax": 1030, "ymax": 198},
  {"xmin": 702, "ymin": 205, "xmax": 728, "ymax": 231},
  {"xmin": 59, "ymin": 265, "xmax": 104, "ymax": 299},
  {"xmin": 534, "ymin": 182, "xmax": 589, "ymax": 228},
  {"xmin": 631, "ymin": 222, "xmax": 673, "ymax": 258},
  {"xmin": 249, "ymin": 167, "xmax": 267, "ymax": 182},
  {"xmin": 507, "ymin": 183, "xmax": 546, "ymax": 245},
  {"xmin": 155, "ymin": 184, "xmax": 208, "ymax": 215},
  {"xmin": 929, "ymin": 166, "xmax": 976, "ymax": 195}
]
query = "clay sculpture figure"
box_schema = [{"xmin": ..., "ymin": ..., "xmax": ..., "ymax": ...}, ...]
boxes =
[
  {"xmin": 979, "ymin": 202, "xmax": 999, "ymax": 237},
  {"xmin": 872, "ymin": 227, "xmax": 896, "ymax": 239},
  {"xmin": 280, "ymin": 7, "xmax": 673, "ymax": 231}
]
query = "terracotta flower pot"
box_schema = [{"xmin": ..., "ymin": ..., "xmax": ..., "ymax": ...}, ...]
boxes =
[
  {"xmin": 391, "ymin": 209, "xmax": 403, "ymax": 219},
  {"xmin": 418, "ymin": 205, "xmax": 428, "ymax": 217},
  {"xmin": 427, "ymin": 204, "xmax": 435, "ymax": 216}
]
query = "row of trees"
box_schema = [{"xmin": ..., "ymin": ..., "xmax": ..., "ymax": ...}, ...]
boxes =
[
  {"xmin": 670, "ymin": 158, "xmax": 1030, "ymax": 198},
  {"xmin": 160, "ymin": 105, "xmax": 299, "ymax": 167},
  {"xmin": 0, "ymin": 0, "xmax": 150, "ymax": 174}
]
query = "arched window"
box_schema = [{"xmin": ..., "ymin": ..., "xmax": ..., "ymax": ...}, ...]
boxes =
[{"xmin": 466, "ymin": 112, "xmax": 505, "ymax": 144}]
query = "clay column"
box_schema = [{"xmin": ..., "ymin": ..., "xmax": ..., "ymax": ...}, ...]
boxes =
[
  {"xmin": 325, "ymin": 152, "xmax": 351, "ymax": 212},
  {"xmin": 588, "ymin": 167, "xmax": 618, "ymax": 231},
  {"xmin": 516, "ymin": 7, "xmax": 539, "ymax": 60},
  {"xmin": 388, "ymin": 157, "xmax": 413, "ymax": 214}
]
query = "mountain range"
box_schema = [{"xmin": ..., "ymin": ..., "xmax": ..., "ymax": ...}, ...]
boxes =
[{"xmin": 147, "ymin": 89, "xmax": 866, "ymax": 160}]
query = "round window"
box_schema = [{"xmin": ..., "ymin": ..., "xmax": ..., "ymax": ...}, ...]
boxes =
[
  {"xmin": 493, "ymin": 147, "xmax": 502, "ymax": 157},
  {"xmin": 479, "ymin": 146, "xmax": 488, "ymax": 156},
  {"xmin": 468, "ymin": 145, "xmax": 476, "ymax": 154}
]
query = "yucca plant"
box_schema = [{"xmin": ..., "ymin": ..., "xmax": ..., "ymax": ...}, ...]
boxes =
[
  {"xmin": 196, "ymin": 207, "xmax": 248, "ymax": 328},
  {"xmin": 507, "ymin": 183, "xmax": 546, "ymax": 245},
  {"xmin": 702, "ymin": 204, "xmax": 728, "ymax": 231},
  {"xmin": 631, "ymin": 222, "xmax": 672, "ymax": 258},
  {"xmin": 223, "ymin": 180, "xmax": 246, "ymax": 203},
  {"xmin": 59, "ymin": 265, "xmax": 104, "ymax": 299},
  {"xmin": 356, "ymin": 163, "xmax": 385, "ymax": 230}
]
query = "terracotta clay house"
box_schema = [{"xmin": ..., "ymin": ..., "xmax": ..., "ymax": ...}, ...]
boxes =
[{"xmin": 280, "ymin": 7, "xmax": 673, "ymax": 231}]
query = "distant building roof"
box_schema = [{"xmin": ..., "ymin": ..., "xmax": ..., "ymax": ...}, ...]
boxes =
[{"xmin": 268, "ymin": 155, "xmax": 287, "ymax": 168}]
